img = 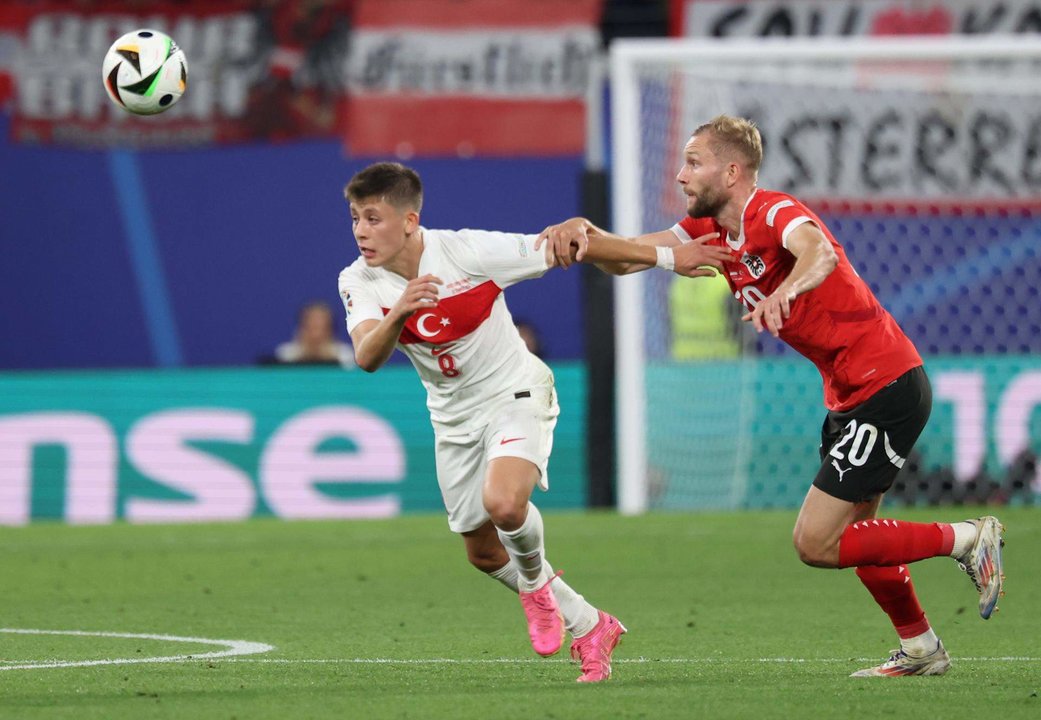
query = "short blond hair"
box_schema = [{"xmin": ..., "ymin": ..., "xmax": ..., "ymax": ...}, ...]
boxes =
[{"xmin": 693, "ymin": 115, "xmax": 763, "ymax": 174}]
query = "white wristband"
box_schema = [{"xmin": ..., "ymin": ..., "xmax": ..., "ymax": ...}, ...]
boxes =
[{"xmin": 655, "ymin": 246, "xmax": 675, "ymax": 271}]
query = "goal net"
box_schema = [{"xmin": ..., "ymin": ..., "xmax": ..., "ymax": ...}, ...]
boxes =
[{"xmin": 610, "ymin": 36, "xmax": 1041, "ymax": 514}]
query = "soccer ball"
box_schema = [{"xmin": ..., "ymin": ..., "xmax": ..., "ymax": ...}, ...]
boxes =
[{"xmin": 102, "ymin": 29, "xmax": 188, "ymax": 115}]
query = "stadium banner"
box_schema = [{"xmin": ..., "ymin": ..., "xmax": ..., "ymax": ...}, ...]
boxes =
[
  {"xmin": 344, "ymin": 0, "xmax": 603, "ymax": 156},
  {"xmin": 671, "ymin": 0, "xmax": 1041, "ymax": 38},
  {"xmin": 647, "ymin": 356, "xmax": 1041, "ymax": 510},
  {"xmin": 0, "ymin": 365, "xmax": 587, "ymax": 525},
  {"xmin": 1, "ymin": 0, "xmax": 350, "ymax": 147},
  {"xmin": 691, "ymin": 84, "xmax": 1041, "ymax": 209},
  {"xmin": 649, "ymin": 55, "xmax": 1041, "ymax": 211}
]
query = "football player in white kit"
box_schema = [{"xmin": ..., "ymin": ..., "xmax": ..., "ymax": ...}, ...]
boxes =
[{"xmin": 338, "ymin": 162, "xmax": 727, "ymax": 682}]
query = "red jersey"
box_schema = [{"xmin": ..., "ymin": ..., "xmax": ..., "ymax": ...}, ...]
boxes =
[{"xmin": 674, "ymin": 189, "xmax": 921, "ymax": 411}]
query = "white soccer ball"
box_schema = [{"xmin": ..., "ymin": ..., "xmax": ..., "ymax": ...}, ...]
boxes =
[{"xmin": 102, "ymin": 29, "xmax": 188, "ymax": 116}]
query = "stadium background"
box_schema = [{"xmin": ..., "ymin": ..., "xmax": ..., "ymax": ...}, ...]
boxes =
[{"xmin": 1, "ymin": 0, "xmax": 1039, "ymax": 523}]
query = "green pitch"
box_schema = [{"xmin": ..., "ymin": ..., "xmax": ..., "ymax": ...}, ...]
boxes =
[{"xmin": 1, "ymin": 508, "xmax": 1038, "ymax": 719}]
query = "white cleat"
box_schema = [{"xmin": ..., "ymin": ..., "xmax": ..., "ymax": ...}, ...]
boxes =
[
  {"xmin": 851, "ymin": 642, "xmax": 951, "ymax": 677},
  {"xmin": 955, "ymin": 516, "xmax": 1006, "ymax": 620}
]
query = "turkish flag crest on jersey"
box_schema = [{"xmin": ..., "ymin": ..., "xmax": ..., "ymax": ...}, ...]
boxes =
[{"xmin": 386, "ymin": 280, "xmax": 502, "ymax": 345}]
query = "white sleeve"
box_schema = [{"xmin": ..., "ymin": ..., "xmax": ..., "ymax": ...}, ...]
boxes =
[
  {"xmin": 468, "ymin": 229, "xmax": 550, "ymax": 288},
  {"xmin": 670, "ymin": 223, "xmax": 693, "ymax": 244},
  {"xmin": 338, "ymin": 266, "xmax": 383, "ymax": 334},
  {"xmin": 780, "ymin": 216, "xmax": 813, "ymax": 249}
]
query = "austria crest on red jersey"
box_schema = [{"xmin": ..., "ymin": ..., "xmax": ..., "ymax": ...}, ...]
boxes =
[{"xmin": 740, "ymin": 252, "xmax": 766, "ymax": 279}]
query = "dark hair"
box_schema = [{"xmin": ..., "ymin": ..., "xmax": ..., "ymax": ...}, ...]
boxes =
[{"xmin": 344, "ymin": 162, "xmax": 423, "ymax": 211}]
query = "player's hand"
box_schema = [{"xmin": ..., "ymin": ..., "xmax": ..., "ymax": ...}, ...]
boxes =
[
  {"xmin": 390, "ymin": 274, "xmax": 443, "ymax": 320},
  {"xmin": 742, "ymin": 288, "xmax": 795, "ymax": 337},
  {"xmin": 536, "ymin": 218, "xmax": 589, "ymax": 269},
  {"xmin": 672, "ymin": 232, "xmax": 731, "ymax": 277}
]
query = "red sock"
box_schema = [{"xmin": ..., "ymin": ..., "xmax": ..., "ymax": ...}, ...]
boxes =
[
  {"xmin": 838, "ymin": 519, "xmax": 955, "ymax": 568},
  {"xmin": 856, "ymin": 565, "xmax": 931, "ymax": 638}
]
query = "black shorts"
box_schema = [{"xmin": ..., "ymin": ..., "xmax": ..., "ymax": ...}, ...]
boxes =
[{"xmin": 812, "ymin": 366, "xmax": 932, "ymax": 504}]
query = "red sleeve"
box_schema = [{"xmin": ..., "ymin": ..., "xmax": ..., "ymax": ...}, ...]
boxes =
[{"xmin": 674, "ymin": 216, "xmax": 719, "ymax": 243}]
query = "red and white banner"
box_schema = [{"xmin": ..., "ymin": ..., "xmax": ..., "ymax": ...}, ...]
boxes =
[
  {"xmin": 671, "ymin": 0, "xmax": 1041, "ymax": 38},
  {"xmin": 2, "ymin": 0, "xmax": 350, "ymax": 147},
  {"xmin": 344, "ymin": 0, "xmax": 604, "ymax": 156}
]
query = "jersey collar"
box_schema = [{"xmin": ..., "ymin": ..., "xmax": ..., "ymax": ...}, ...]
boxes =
[
  {"xmin": 416, "ymin": 226, "xmax": 440, "ymax": 277},
  {"xmin": 726, "ymin": 188, "xmax": 761, "ymax": 251}
]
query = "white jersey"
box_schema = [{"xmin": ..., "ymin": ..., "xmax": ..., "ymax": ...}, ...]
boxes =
[{"xmin": 338, "ymin": 227, "xmax": 554, "ymax": 426}]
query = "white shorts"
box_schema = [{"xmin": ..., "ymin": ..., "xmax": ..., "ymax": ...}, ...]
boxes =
[{"xmin": 433, "ymin": 384, "xmax": 559, "ymax": 533}]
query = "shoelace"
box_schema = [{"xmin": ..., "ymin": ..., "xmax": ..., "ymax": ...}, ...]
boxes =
[
  {"xmin": 879, "ymin": 649, "xmax": 907, "ymax": 666},
  {"xmin": 525, "ymin": 570, "xmax": 564, "ymax": 633},
  {"xmin": 573, "ymin": 623, "xmax": 610, "ymax": 661},
  {"xmin": 530, "ymin": 591, "xmax": 558, "ymax": 632},
  {"xmin": 576, "ymin": 634, "xmax": 607, "ymax": 672},
  {"xmin": 957, "ymin": 558, "xmax": 984, "ymax": 592}
]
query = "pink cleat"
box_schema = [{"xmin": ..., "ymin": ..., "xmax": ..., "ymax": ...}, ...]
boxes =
[
  {"xmin": 570, "ymin": 611, "xmax": 627, "ymax": 683},
  {"xmin": 518, "ymin": 573, "xmax": 564, "ymax": 657}
]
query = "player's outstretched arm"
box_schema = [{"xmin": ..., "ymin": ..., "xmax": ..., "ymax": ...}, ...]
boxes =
[
  {"xmin": 350, "ymin": 274, "xmax": 442, "ymax": 372},
  {"xmin": 665, "ymin": 234, "xmax": 731, "ymax": 277},
  {"xmin": 742, "ymin": 223, "xmax": 838, "ymax": 337},
  {"xmin": 536, "ymin": 217, "xmax": 630, "ymax": 269},
  {"xmin": 580, "ymin": 232, "xmax": 725, "ymax": 277},
  {"xmin": 537, "ymin": 217, "xmax": 723, "ymax": 275}
]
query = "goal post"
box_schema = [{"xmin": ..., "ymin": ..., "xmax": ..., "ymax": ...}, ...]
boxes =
[{"xmin": 610, "ymin": 36, "xmax": 1041, "ymax": 515}]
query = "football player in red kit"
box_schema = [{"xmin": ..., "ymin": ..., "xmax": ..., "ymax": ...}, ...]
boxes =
[{"xmin": 538, "ymin": 115, "xmax": 1005, "ymax": 678}]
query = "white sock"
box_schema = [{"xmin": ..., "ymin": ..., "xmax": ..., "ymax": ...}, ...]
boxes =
[
  {"xmin": 541, "ymin": 561, "xmax": 599, "ymax": 638},
  {"xmin": 949, "ymin": 521, "xmax": 977, "ymax": 558},
  {"xmin": 900, "ymin": 627, "xmax": 940, "ymax": 657},
  {"xmin": 488, "ymin": 562, "xmax": 519, "ymax": 592},
  {"xmin": 496, "ymin": 503, "xmax": 545, "ymax": 591}
]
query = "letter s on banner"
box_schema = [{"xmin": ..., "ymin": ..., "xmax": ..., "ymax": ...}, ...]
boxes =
[
  {"xmin": 125, "ymin": 409, "xmax": 257, "ymax": 523},
  {"xmin": 259, "ymin": 407, "xmax": 404, "ymax": 519}
]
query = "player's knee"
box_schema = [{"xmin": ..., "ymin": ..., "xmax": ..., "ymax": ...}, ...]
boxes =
[
  {"xmin": 792, "ymin": 533, "xmax": 837, "ymax": 568},
  {"xmin": 485, "ymin": 499, "xmax": 526, "ymax": 531}
]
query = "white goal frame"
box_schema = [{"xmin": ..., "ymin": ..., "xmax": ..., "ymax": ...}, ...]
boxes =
[{"xmin": 610, "ymin": 35, "xmax": 1041, "ymax": 515}]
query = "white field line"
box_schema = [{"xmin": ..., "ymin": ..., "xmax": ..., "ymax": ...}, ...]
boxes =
[
  {"xmin": 202, "ymin": 655, "xmax": 1041, "ymax": 665},
  {"xmin": 0, "ymin": 628, "xmax": 274, "ymax": 671},
  {"xmin": 0, "ymin": 628, "xmax": 1034, "ymax": 671}
]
